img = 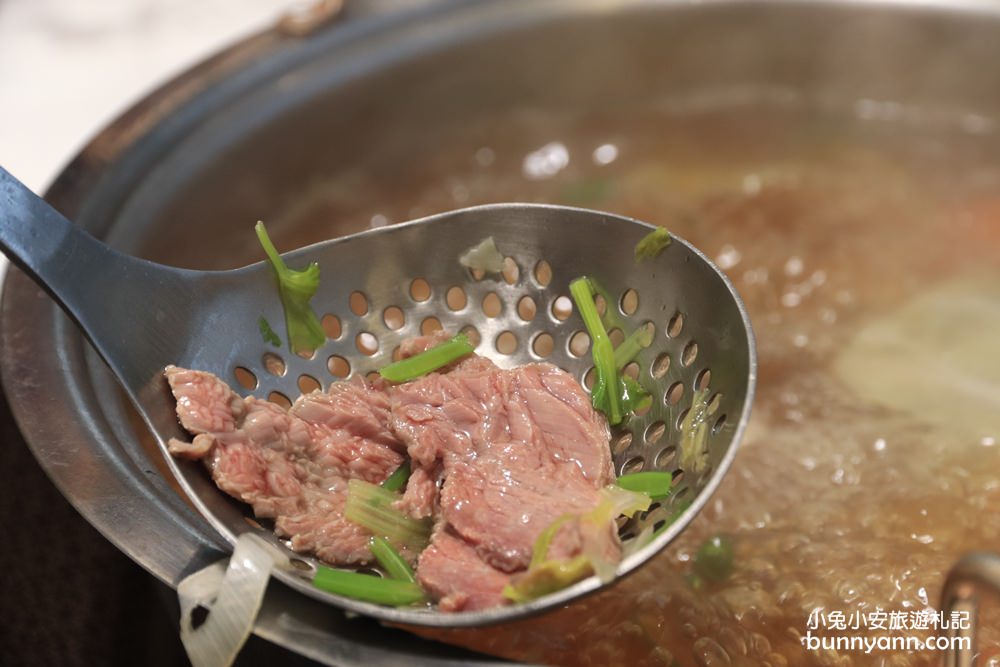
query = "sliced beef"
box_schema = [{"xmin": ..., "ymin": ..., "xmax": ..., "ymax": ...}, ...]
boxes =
[
  {"xmin": 416, "ymin": 528, "xmax": 511, "ymax": 612},
  {"xmin": 394, "ymin": 464, "xmax": 438, "ymax": 520},
  {"xmin": 390, "ymin": 362, "xmax": 611, "ymax": 481},
  {"xmin": 440, "ymin": 441, "xmax": 605, "ymax": 572},
  {"xmin": 391, "ymin": 360, "xmax": 613, "ymax": 599},
  {"xmin": 164, "ymin": 368, "xmax": 404, "ymax": 565},
  {"xmin": 165, "ymin": 365, "xmax": 245, "ymax": 435},
  {"xmin": 166, "ymin": 340, "xmax": 616, "ymax": 612}
]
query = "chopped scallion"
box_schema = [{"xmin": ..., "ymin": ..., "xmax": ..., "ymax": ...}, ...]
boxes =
[
  {"xmin": 634, "ymin": 227, "xmax": 672, "ymax": 262},
  {"xmin": 255, "ymin": 222, "xmax": 325, "ymax": 355},
  {"xmin": 613, "ymin": 325, "xmax": 654, "ymax": 370},
  {"xmin": 344, "ymin": 479, "xmax": 431, "ymax": 553},
  {"xmin": 502, "ymin": 555, "xmax": 592, "ymax": 603},
  {"xmin": 620, "ymin": 375, "xmax": 651, "ymax": 414},
  {"xmin": 570, "ymin": 277, "xmax": 623, "ymax": 424},
  {"xmin": 693, "ymin": 534, "xmax": 734, "ymax": 583},
  {"xmin": 679, "ymin": 387, "xmax": 712, "ymax": 473},
  {"xmin": 378, "ymin": 334, "xmax": 474, "ymax": 383},
  {"xmin": 369, "ymin": 536, "xmax": 416, "ymax": 583},
  {"xmin": 313, "ymin": 566, "xmax": 425, "ymax": 606},
  {"xmin": 258, "ymin": 316, "xmax": 281, "ymax": 348},
  {"xmin": 381, "ymin": 461, "xmax": 411, "ymax": 492},
  {"xmin": 616, "ymin": 471, "xmax": 673, "ymax": 500}
]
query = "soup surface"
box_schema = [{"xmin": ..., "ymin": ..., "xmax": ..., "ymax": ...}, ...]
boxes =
[{"xmin": 164, "ymin": 96, "xmax": 1000, "ymax": 665}]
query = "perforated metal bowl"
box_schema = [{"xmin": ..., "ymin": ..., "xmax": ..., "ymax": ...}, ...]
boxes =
[{"xmin": 163, "ymin": 204, "xmax": 755, "ymax": 627}]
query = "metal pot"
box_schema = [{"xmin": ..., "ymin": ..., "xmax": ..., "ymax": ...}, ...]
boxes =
[{"xmin": 5, "ymin": 0, "xmax": 1000, "ymax": 664}]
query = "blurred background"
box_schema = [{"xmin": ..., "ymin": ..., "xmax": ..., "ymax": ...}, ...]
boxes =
[{"xmin": 0, "ymin": 0, "xmax": 283, "ymax": 191}]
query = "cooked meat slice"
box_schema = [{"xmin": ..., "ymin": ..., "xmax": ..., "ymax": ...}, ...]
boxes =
[
  {"xmin": 168, "ymin": 434, "xmax": 215, "ymax": 459},
  {"xmin": 390, "ymin": 362, "xmax": 611, "ymax": 483},
  {"xmin": 440, "ymin": 441, "xmax": 604, "ymax": 572},
  {"xmin": 417, "ymin": 528, "xmax": 511, "ymax": 612},
  {"xmin": 394, "ymin": 464, "xmax": 439, "ymax": 520},
  {"xmin": 167, "ymin": 338, "xmax": 617, "ymax": 611},
  {"xmin": 290, "ymin": 377, "xmax": 399, "ymax": 448},
  {"xmin": 165, "ymin": 365, "xmax": 245, "ymax": 433},
  {"xmin": 389, "ymin": 360, "xmax": 614, "ymax": 601},
  {"xmin": 510, "ymin": 364, "xmax": 614, "ymax": 485},
  {"xmin": 164, "ymin": 368, "xmax": 406, "ymax": 565}
]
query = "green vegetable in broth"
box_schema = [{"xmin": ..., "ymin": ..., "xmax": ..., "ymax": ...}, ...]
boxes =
[
  {"xmin": 693, "ymin": 534, "xmax": 734, "ymax": 583},
  {"xmin": 255, "ymin": 221, "xmax": 325, "ymax": 356}
]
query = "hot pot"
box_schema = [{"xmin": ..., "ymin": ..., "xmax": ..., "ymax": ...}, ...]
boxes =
[{"xmin": 4, "ymin": 1, "xmax": 1000, "ymax": 665}]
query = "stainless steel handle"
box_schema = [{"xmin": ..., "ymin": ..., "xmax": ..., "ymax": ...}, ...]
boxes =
[
  {"xmin": 0, "ymin": 165, "xmax": 202, "ymax": 414},
  {"xmin": 940, "ymin": 552, "xmax": 1000, "ymax": 667}
]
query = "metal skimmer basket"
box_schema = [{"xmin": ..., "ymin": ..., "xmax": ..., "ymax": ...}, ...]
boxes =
[{"xmin": 171, "ymin": 204, "xmax": 756, "ymax": 627}]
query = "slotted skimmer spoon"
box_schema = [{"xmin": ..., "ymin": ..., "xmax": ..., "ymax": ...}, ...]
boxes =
[{"xmin": 0, "ymin": 165, "xmax": 756, "ymax": 627}]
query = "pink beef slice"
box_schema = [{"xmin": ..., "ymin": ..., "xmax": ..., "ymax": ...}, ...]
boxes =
[
  {"xmin": 393, "ymin": 464, "xmax": 439, "ymax": 520},
  {"xmin": 164, "ymin": 366, "xmax": 406, "ymax": 565},
  {"xmin": 391, "ymin": 361, "xmax": 612, "ymax": 481},
  {"xmin": 417, "ymin": 527, "xmax": 511, "ymax": 612},
  {"xmin": 390, "ymin": 360, "xmax": 614, "ymax": 592},
  {"xmin": 441, "ymin": 441, "xmax": 607, "ymax": 571}
]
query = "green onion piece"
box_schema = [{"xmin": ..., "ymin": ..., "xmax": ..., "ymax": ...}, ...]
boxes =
[
  {"xmin": 620, "ymin": 375, "xmax": 651, "ymax": 414},
  {"xmin": 502, "ymin": 555, "xmax": 592, "ymax": 603},
  {"xmin": 634, "ymin": 227, "xmax": 672, "ymax": 262},
  {"xmin": 313, "ymin": 566, "xmax": 425, "ymax": 606},
  {"xmin": 255, "ymin": 222, "xmax": 325, "ymax": 356},
  {"xmin": 616, "ymin": 471, "xmax": 673, "ymax": 500},
  {"xmin": 570, "ymin": 277, "xmax": 623, "ymax": 425},
  {"xmin": 507, "ymin": 484, "xmax": 651, "ymax": 602},
  {"xmin": 258, "ymin": 316, "xmax": 281, "ymax": 347},
  {"xmin": 679, "ymin": 387, "xmax": 712, "ymax": 473},
  {"xmin": 381, "ymin": 461, "xmax": 411, "ymax": 492},
  {"xmin": 369, "ymin": 536, "xmax": 416, "ymax": 583},
  {"xmin": 693, "ymin": 534, "xmax": 734, "ymax": 583},
  {"xmin": 344, "ymin": 479, "xmax": 432, "ymax": 553},
  {"xmin": 587, "ymin": 278, "xmax": 623, "ymax": 332},
  {"xmin": 378, "ymin": 334, "xmax": 474, "ymax": 383},
  {"xmin": 594, "ymin": 484, "xmax": 652, "ymax": 520},
  {"xmin": 614, "ymin": 325, "xmax": 655, "ymax": 370}
]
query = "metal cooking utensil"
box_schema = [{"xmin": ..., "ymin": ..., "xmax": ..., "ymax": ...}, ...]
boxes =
[{"xmin": 0, "ymin": 164, "xmax": 755, "ymax": 627}]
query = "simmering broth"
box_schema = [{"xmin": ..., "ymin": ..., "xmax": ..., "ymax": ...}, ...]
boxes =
[{"xmin": 269, "ymin": 97, "xmax": 1000, "ymax": 666}]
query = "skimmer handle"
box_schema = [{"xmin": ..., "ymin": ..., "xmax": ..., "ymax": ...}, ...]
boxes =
[{"xmin": 0, "ymin": 165, "xmax": 202, "ymax": 411}]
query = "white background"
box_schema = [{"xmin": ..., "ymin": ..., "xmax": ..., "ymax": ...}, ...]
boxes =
[{"xmin": 0, "ymin": 0, "xmax": 287, "ymax": 192}]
